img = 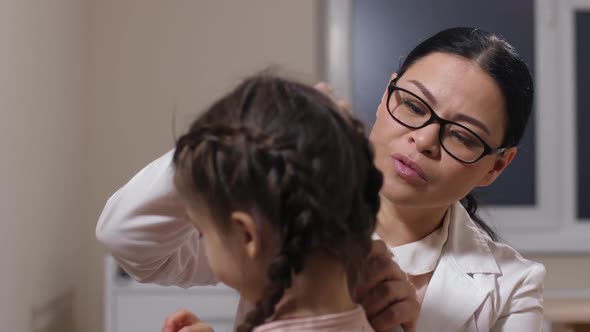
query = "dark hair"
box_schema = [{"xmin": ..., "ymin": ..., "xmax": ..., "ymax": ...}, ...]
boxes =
[
  {"xmin": 397, "ymin": 27, "xmax": 534, "ymax": 240},
  {"xmin": 172, "ymin": 74, "xmax": 383, "ymax": 331}
]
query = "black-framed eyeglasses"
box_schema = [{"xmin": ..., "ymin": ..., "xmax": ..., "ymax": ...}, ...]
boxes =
[{"xmin": 386, "ymin": 79, "xmax": 506, "ymax": 163}]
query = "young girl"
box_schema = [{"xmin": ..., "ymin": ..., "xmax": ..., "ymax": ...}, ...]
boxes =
[{"xmin": 169, "ymin": 74, "xmax": 383, "ymax": 331}]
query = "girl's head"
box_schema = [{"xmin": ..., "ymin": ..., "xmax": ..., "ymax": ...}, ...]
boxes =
[
  {"xmin": 173, "ymin": 74, "xmax": 383, "ymax": 331},
  {"xmin": 370, "ymin": 27, "xmax": 533, "ymax": 236}
]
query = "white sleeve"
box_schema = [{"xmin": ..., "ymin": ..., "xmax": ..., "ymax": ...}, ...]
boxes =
[{"xmin": 96, "ymin": 150, "xmax": 219, "ymax": 288}]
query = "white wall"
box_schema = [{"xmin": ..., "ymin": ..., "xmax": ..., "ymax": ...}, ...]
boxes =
[{"xmin": 0, "ymin": 1, "xmax": 87, "ymax": 331}]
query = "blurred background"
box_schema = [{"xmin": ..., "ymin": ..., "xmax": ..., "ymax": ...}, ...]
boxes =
[{"xmin": 1, "ymin": 1, "xmax": 589, "ymax": 331}]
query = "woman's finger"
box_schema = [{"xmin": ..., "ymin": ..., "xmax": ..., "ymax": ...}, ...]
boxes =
[
  {"xmin": 314, "ymin": 81, "xmax": 334, "ymax": 96},
  {"xmin": 361, "ymin": 279, "xmax": 415, "ymax": 317},
  {"xmin": 367, "ymin": 239, "xmax": 392, "ymax": 260},
  {"xmin": 369, "ymin": 296, "xmax": 420, "ymax": 332},
  {"xmin": 336, "ymin": 99, "xmax": 353, "ymax": 114},
  {"xmin": 314, "ymin": 81, "xmax": 352, "ymax": 114}
]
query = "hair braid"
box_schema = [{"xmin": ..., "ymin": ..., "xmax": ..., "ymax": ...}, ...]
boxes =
[{"xmin": 236, "ymin": 146, "xmax": 329, "ymax": 332}]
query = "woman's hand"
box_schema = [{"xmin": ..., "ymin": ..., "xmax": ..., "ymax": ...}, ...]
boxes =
[
  {"xmin": 314, "ymin": 82, "xmax": 353, "ymax": 114},
  {"xmin": 355, "ymin": 240, "xmax": 420, "ymax": 332},
  {"xmin": 161, "ymin": 309, "xmax": 214, "ymax": 332}
]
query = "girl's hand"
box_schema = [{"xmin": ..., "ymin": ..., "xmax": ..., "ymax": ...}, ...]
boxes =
[
  {"xmin": 161, "ymin": 309, "xmax": 214, "ymax": 332},
  {"xmin": 355, "ymin": 240, "xmax": 420, "ymax": 332}
]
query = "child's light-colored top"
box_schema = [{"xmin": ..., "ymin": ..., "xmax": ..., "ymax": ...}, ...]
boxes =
[{"xmin": 252, "ymin": 306, "xmax": 374, "ymax": 332}]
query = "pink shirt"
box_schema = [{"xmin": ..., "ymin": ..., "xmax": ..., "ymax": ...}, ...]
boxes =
[{"xmin": 251, "ymin": 306, "xmax": 374, "ymax": 332}]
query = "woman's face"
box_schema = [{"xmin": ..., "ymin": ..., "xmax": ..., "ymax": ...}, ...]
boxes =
[{"xmin": 369, "ymin": 52, "xmax": 516, "ymax": 210}]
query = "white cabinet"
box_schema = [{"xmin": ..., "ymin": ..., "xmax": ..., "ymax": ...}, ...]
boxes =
[{"xmin": 104, "ymin": 256, "xmax": 240, "ymax": 332}]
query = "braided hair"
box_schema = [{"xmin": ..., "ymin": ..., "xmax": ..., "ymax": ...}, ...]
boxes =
[{"xmin": 173, "ymin": 74, "xmax": 383, "ymax": 331}]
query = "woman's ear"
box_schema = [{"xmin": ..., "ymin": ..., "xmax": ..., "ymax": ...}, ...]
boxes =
[
  {"xmin": 229, "ymin": 211, "xmax": 260, "ymax": 260},
  {"xmin": 477, "ymin": 147, "xmax": 518, "ymax": 187}
]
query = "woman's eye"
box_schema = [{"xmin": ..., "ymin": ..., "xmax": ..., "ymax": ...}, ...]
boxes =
[
  {"xmin": 403, "ymin": 101, "xmax": 427, "ymax": 116},
  {"xmin": 451, "ymin": 131, "xmax": 478, "ymax": 147}
]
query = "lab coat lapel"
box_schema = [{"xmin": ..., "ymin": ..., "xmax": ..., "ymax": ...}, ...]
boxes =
[
  {"xmin": 417, "ymin": 252, "xmax": 487, "ymax": 331},
  {"xmin": 417, "ymin": 203, "xmax": 500, "ymax": 331}
]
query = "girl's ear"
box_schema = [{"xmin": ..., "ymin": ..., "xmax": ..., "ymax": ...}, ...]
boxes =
[{"xmin": 229, "ymin": 211, "xmax": 260, "ymax": 260}]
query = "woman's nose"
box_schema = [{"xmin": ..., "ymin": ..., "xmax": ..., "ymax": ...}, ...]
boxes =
[{"xmin": 409, "ymin": 123, "xmax": 441, "ymax": 158}]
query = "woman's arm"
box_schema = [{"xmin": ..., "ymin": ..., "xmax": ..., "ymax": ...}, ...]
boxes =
[
  {"xmin": 491, "ymin": 263, "xmax": 546, "ymax": 331},
  {"xmin": 96, "ymin": 150, "xmax": 218, "ymax": 288}
]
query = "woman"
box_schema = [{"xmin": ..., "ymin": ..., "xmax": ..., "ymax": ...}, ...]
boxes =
[
  {"xmin": 97, "ymin": 27, "xmax": 544, "ymax": 331},
  {"xmin": 364, "ymin": 27, "xmax": 545, "ymax": 331}
]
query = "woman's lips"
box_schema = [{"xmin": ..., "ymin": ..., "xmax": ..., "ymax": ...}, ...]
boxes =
[{"xmin": 391, "ymin": 153, "xmax": 428, "ymax": 185}]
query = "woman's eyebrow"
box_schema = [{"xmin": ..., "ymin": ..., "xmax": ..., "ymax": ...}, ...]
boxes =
[
  {"xmin": 453, "ymin": 113, "xmax": 491, "ymax": 135},
  {"xmin": 408, "ymin": 80, "xmax": 438, "ymax": 105}
]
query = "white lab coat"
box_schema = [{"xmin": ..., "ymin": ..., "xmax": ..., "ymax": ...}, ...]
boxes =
[
  {"xmin": 414, "ymin": 203, "xmax": 545, "ymax": 331},
  {"xmin": 96, "ymin": 150, "xmax": 545, "ymax": 331}
]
